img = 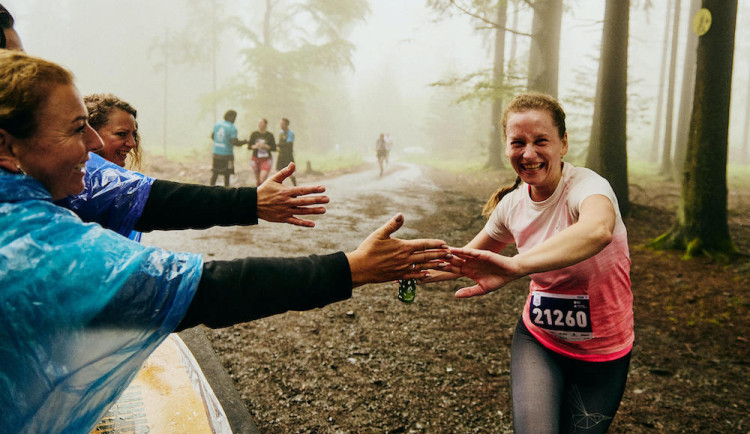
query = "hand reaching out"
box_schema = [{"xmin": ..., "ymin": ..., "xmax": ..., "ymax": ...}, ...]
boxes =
[
  {"xmin": 256, "ymin": 163, "xmax": 329, "ymax": 227},
  {"xmin": 346, "ymin": 214, "xmax": 450, "ymax": 287},
  {"xmin": 442, "ymin": 247, "xmax": 523, "ymax": 298}
]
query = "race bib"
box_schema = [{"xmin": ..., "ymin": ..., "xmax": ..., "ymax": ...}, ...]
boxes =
[
  {"xmin": 256, "ymin": 139, "xmax": 269, "ymax": 158},
  {"xmin": 529, "ymin": 291, "xmax": 593, "ymax": 342}
]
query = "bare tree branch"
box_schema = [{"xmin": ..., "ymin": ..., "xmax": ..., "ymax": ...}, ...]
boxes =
[{"xmin": 449, "ymin": 0, "xmax": 532, "ymax": 37}]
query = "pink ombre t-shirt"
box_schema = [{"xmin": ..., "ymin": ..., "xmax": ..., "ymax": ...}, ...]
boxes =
[{"xmin": 485, "ymin": 163, "xmax": 633, "ymax": 362}]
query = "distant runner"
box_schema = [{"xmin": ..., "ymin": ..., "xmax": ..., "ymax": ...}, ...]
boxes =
[
  {"xmin": 276, "ymin": 117, "xmax": 296, "ymax": 186},
  {"xmin": 210, "ymin": 109, "xmax": 248, "ymax": 187},
  {"xmin": 249, "ymin": 118, "xmax": 276, "ymax": 186},
  {"xmin": 376, "ymin": 133, "xmax": 387, "ymax": 177}
]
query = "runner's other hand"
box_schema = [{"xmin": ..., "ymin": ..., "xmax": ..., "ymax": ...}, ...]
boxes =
[{"xmin": 444, "ymin": 247, "xmax": 523, "ymax": 298}]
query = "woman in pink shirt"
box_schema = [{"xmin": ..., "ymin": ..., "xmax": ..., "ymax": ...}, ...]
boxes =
[{"xmin": 427, "ymin": 93, "xmax": 633, "ymax": 433}]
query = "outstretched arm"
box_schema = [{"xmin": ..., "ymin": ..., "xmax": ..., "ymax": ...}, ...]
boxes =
[
  {"xmin": 178, "ymin": 214, "xmax": 450, "ymax": 330},
  {"xmin": 230, "ymin": 137, "xmax": 249, "ymax": 147},
  {"xmin": 135, "ymin": 163, "xmax": 328, "ymax": 231},
  {"xmin": 445, "ymin": 194, "xmax": 616, "ymax": 298}
]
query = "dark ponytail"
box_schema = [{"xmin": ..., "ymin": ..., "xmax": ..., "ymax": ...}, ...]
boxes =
[{"xmin": 481, "ymin": 176, "xmax": 521, "ymax": 218}]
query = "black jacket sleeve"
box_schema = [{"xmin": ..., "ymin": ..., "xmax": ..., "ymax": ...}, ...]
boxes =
[
  {"xmin": 134, "ymin": 180, "xmax": 258, "ymax": 232},
  {"xmin": 176, "ymin": 252, "xmax": 353, "ymax": 330}
]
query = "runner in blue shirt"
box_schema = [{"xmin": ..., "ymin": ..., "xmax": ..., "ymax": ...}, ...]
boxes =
[
  {"xmin": 277, "ymin": 117, "xmax": 296, "ymax": 186},
  {"xmin": 211, "ymin": 110, "xmax": 248, "ymax": 186}
]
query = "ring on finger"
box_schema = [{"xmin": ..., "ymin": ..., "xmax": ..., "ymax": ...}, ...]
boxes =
[{"xmin": 411, "ymin": 263, "xmax": 416, "ymax": 271}]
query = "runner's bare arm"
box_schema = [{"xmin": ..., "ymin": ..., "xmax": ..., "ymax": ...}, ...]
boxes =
[{"xmin": 445, "ymin": 195, "xmax": 615, "ymax": 298}]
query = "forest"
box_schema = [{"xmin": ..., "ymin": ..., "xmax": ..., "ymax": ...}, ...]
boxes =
[
  {"xmin": 5, "ymin": 0, "xmax": 749, "ymax": 431},
  {"xmin": 11, "ymin": 0, "xmax": 749, "ymax": 261}
]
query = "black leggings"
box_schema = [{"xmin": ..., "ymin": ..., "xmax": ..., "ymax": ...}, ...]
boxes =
[{"xmin": 511, "ymin": 319, "xmax": 631, "ymax": 434}]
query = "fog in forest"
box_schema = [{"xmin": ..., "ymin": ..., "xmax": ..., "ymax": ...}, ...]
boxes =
[{"xmin": 6, "ymin": 0, "xmax": 750, "ymax": 167}]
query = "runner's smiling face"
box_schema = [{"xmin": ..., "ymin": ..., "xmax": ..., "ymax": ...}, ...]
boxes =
[{"xmin": 505, "ymin": 109, "xmax": 568, "ymax": 202}]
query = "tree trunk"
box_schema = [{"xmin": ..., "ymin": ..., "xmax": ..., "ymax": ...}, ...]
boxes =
[
  {"xmin": 743, "ymin": 58, "xmax": 750, "ymax": 163},
  {"xmin": 589, "ymin": 0, "xmax": 630, "ymax": 216},
  {"xmin": 650, "ymin": 0, "xmax": 739, "ymax": 259},
  {"xmin": 650, "ymin": 0, "xmax": 674, "ymax": 163},
  {"xmin": 509, "ymin": 0, "xmax": 519, "ymax": 72},
  {"xmin": 254, "ymin": 0, "xmax": 277, "ymax": 114},
  {"xmin": 527, "ymin": 0, "xmax": 563, "ymax": 97},
  {"xmin": 584, "ymin": 45, "xmax": 603, "ymax": 173},
  {"xmin": 672, "ymin": 0, "xmax": 701, "ymax": 179},
  {"xmin": 659, "ymin": 0, "xmax": 682, "ymax": 178},
  {"xmin": 486, "ymin": 1, "xmax": 508, "ymax": 169}
]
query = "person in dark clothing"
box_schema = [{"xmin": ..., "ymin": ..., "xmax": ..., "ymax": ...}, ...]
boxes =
[
  {"xmin": 249, "ymin": 118, "xmax": 276, "ymax": 186},
  {"xmin": 276, "ymin": 117, "xmax": 296, "ymax": 186},
  {"xmin": 376, "ymin": 133, "xmax": 387, "ymax": 177},
  {"xmin": 0, "ymin": 51, "xmax": 450, "ymax": 433}
]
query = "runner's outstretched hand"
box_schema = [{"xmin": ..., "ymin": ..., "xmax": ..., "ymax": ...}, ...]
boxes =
[
  {"xmin": 442, "ymin": 247, "xmax": 523, "ymax": 298},
  {"xmin": 257, "ymin": 162, "xmax": 329, "ymax": 227}
]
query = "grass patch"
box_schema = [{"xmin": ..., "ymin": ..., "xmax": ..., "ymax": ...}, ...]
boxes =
[
  {"xmin": 398, "ymin": 153, "xmax": 491, "ymax": 174},
  {"xmin": 296, "ymin": 151, "xmax": 364, "ymax": 172}
]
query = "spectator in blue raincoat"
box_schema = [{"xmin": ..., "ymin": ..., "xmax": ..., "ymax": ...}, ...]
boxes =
[{"xmin": 0, "ymin": 51, "xmax": 449, "ymax": 433}]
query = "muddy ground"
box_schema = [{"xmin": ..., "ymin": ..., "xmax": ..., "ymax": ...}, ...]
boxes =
[{"xmin": 143, "ymin": 155, "xmax": 749, "ymax": 433}]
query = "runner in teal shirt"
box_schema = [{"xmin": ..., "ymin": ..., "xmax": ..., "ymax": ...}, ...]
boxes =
[{"xmin": 211, "ymin": 110, "xmax": 247, "ymax": 186}]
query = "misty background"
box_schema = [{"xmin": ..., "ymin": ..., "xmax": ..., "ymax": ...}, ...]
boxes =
[{"xmin": 6, "ymin": 0, "xmax": 750, "ymax": 167}]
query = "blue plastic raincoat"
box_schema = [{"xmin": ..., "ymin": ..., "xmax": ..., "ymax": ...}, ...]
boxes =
[
  {"xmin": 0, "ymin": 168, "xmax": 202, "ymax": 432},
  {"xmin": 56, "ymin": 153, "xmax": 155, "ymax": 241}
]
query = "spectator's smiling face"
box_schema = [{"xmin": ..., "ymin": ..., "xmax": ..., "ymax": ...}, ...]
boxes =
[
  {"xmin": 95, "ymin": 109, "xmax": 137, "ymax": 167},
  {"xmin": 13, "ymin": 84, "xmax": 103, "ymax": 199}
]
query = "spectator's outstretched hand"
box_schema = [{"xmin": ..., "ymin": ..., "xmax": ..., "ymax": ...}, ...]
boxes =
[
  {"xmin": 346, "ymin": 214, "xmax": 450, "ymax": 287},
  {"xmin": 443, "ymin": 247, "xmax": 523, "ymax": 298},
  {"xmin": 257, "ymin": 163, "xmax": 329, "ymax": 227}
]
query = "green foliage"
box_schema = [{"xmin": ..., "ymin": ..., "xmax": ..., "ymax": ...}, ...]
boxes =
[
  {"xmin": 426, "ymin": 0, "xmax": 505, "ymax": 25},
  {"xmin": 296, "ymin": 150, "xmax": 364, "ymax": 172},
  {"xmin": 648, "ymin": 223, "xmax": 741, "ymax": 262},
  {"xmin": 222, "ymin": 0, "xmax": 369, "ymax": 150},
  {"xmin": 304, "ymin": 0, "xmax": 371, "ymax": 34},
  {"xmin": 429, "ymin": 69, "xmax": 523, "ymax": 105},
  {"xmin": 422, "ymin": 66, "xmax": 491, "ymax": 158},
  {"xmin": 399, "ymin": 153, "xmax": 488, "ymax": 173}
]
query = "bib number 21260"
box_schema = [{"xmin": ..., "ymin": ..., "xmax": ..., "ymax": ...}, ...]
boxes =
[{"xmin": 529, "ymin": 292, "xmax": 593, "ymax": 342}]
